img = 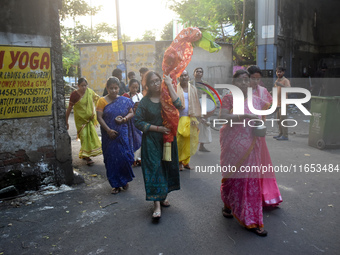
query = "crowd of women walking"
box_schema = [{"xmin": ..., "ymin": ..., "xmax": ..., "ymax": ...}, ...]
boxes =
[{"xmin": 66, "ymin": 66, "xmax": 282, "ymax": 237}]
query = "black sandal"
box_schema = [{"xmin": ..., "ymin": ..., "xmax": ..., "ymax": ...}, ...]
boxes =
[
  {"xmin": 111, "ymin": 187, "xmax": 120, "ymax": 194},
  {"xmin": 85, "ymin": 157, "xmax": 94, "ymax": 166},
  {"xmin": 183, "ymin": 164, "xmax": 193, "ymax": 170},
  {"xmin": 222, "ymin": 207, "xmax": 233, "ymax": 218},
  {"xmin": 248, "ymin": 227, "xmax": 268, "ymax": 237},
  {"xmin": 160, "ymin": 200, "xmax": 170, "ymax": 207}
]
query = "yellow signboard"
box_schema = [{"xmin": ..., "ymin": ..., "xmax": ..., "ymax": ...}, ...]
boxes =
[
  {"xmin": 111, "ymin": 39, "xmax": 124, "ymax": 52},
  {"xmin": 0, "ymin": 46, "xmax": 52, "ymax": 119}
]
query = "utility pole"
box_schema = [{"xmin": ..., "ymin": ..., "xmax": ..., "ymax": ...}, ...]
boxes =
[
  {"xmin": 115, "ymin": 0, "xmax": 128, "ymax": 83},
  {"xmin": 115, "ymin": 0, "xmax": 123, "ymax": 64},
  {"xmin": 90, "ymin": 0, "xmax": 93, "ymax": 41}
]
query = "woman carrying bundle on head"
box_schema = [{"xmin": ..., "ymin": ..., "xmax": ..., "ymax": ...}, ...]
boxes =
[{"xmin": 134, "ymin": 71, "xmax": 182, "ymax": 221}]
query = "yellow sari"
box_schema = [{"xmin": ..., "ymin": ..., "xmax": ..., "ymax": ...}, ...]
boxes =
[
  {"xmin": 177, "ymin": 83, "xmax": 200, "ymax": 165},
  {"xmin": 177, "ymin": 116, "xmax": 199, "ymax": 165},
  {"xmin": 73, "ymin": 88, "xmax": 102, "ymax": 158}
]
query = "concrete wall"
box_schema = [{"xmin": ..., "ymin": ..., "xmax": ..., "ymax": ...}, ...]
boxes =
[
  {"xmin": 78, "ymin": 41, "xmax": 233, "ymax": 94},
  {"xmin": 0, "ymin": 0, "xmax": 73, "ymax": 196}
]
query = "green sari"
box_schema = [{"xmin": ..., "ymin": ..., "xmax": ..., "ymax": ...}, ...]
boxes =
[
  {"xmin": 134, "ymin": 96, "xmax": 181, "ymax": 201},
  {"xmin": 73, "ymin": 88, "xmax": 102, "ymax": 158}
]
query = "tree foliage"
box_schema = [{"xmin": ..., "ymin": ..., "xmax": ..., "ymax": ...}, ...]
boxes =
[
  {"xmin": 161, "ymin": 21, "xmax": 173, "ymax": 41},
  {"xmin": 60, "ymin": 0, "xmax": 118, "ymax": 78},
  {"xmin": 122, "ymin": 34, "xmax": 132, "ymax": 42},
  {"xmin": 135, "ymin": 30, "xmax": 156, "ymax": 42},
  {"xmin": 168, "ymin": 0, "xmax": 256, "ymax": 65},
  {"xmin": 59, "ymin": 0, "xmax": 100, "ymax": 21}
]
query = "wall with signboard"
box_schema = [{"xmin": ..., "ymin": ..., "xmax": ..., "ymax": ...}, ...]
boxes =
[
  {"xmin": 0, "ymin": 0, "xmax": 73, "ymax": 196},
  {"xmin": 78, "ymin": 41, "xmax": 233, "ymax": 95},
  {"xmin": 78, "ymin": 42, "xmax": 159, "ymax": 95},
  {"xmin": 0, "ymin": 46, "xmax": 52, "ymax": 119}
]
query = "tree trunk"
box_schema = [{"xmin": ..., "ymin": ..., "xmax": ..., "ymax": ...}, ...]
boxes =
[{"xmin": 234, "ymin": 0, "xmax": 246, "ymax": 49}]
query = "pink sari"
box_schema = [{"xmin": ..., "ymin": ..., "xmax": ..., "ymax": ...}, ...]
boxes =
[
  {"xmin": 220, "ymin": 94, "xmax": 282, "ymax": 229},
  {"xmin": 253, "ymin": 85, "xmax": 282, "ymax": 206},
  {"xmin": 253, "ymin": 85, "xmax": 272, "ymax": 105}
]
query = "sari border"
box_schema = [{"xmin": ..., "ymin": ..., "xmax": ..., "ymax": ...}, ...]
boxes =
[
  {"xmin": 222, "ymin": 203, "xmax": 264, "ymax": 229},
  {"xmin": 79, "ymin": 147, "xmax": 102, "ymax": 158}
]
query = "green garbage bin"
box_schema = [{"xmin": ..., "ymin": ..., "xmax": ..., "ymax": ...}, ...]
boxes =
[{"xmin": 308, "ymin": 96, "xmax": 340, "ymax": 149}]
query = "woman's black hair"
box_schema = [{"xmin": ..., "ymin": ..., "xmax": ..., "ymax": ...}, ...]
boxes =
[
  {"xmin": 128, "ymin": 71, "xmax": 136, "ymax": 79},
  {"xmin": 139, "ymin": 67, "xmax": 149, "ymax": 74},
  {"xmin": 77, "ymin": 77, "xmax": 88, "ymax": 85},
  {"xmin": 247, "ymin": 65, "xmax": 262, "ymax": 76},
  {"xmin": 112, "ymin": 68, "xmax": 123, "ymax": 77},
  {"xmin": 232, "ymin": 69, "xmax": 249, "ymax": 84},
  {"xmin": 128, "ymin": 78, "xmax": 140, "ymax": 87},
  {"xmin": 106, "ymin": 76, "xmax": 120, "ymax": 87},
  {"xmin": 144, "ymin": 70, "xmax": 162, "ymax": 97}
]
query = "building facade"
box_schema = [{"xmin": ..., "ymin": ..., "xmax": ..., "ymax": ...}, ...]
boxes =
[
  {"xmin": 0, "ymin": 0, "xmax": 73, "ymax": 197},
  {"xmin": 256, "ymin": 0, "xmax": 340, "ymax": 95}
]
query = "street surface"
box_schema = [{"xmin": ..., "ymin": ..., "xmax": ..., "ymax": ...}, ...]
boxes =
[{"xmin": 1, "ymin": 109, "xmax": 339, "ymax": 255}]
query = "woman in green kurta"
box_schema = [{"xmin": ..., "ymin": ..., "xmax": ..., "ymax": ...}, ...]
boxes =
[
  {"xmin": 66, "ymin": 78, "xmax": 102, "ymax": 165},
  {"xmin": 134, "ymin": 71, "xmax": 181, "ymax": 220}
]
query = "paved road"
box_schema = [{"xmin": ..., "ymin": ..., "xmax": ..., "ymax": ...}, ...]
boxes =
[{"xmin": 1, "ymin": 110, "xmax": 339, "ymax": 255}]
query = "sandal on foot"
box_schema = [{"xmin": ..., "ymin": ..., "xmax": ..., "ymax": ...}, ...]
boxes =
[
  {"xmin": 222, "ymin": 207, "xmax": 233, "ymax": 218},
  {"xmin": 179, "ymin": 163, "xmax": 184, "ymax": 171},
  {"xmin": 152, "ymin": 211, "xmax": 161, "ymax": 220},
  {"xmin": 85, "ymin": 158, "xmax": 94, "ymax": 166},
  {"xmin": 183, "ymin": 164, "xmax": 193, "ymax": 170},
  {"xmin": 199, "ymin": 146, "xmax": 210, "ymax": 152},
  {"xmin": 111, "ymin": 187, "xmax": 120, "ymax": 194},
  {"xmin": 160, "ymin": 200, "xmax": 170, "ymax": 207},
  {"xmin": 123, "ymin": 183, "xmax": 129, "ymax": 190},
  {"xmin": 248, "ymin": 227, "xmax": 268, "ymax": 237}
]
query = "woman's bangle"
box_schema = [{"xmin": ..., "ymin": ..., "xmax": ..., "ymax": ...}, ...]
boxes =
[{"xmin": 124, "ymin": 117, "xmax": 127, "ymax": 122}]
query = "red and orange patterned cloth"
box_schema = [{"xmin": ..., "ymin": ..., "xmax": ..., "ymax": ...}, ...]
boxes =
[{"xmin": 160, "ymin": 27, "xmax": 203, "ymax": 144}]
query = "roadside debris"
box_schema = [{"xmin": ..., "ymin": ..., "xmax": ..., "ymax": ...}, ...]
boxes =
[{"xmin": 0, "ymin": 184, "xmax": 73, "ymax": 208}]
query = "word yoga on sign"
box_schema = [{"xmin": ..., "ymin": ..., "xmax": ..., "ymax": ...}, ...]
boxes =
[{"xmin": 0, "ymin": 46, "xmax": 52, "ymax": 119}]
